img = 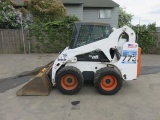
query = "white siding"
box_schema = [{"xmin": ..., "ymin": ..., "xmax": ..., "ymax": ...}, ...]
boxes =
[
  {"xmin": 64, "ymin": 4, "xmax": 83, "ymax": 20},
  {"xmin": 83, "ymin": 7, "xmax": 119, "ymax": 28}
]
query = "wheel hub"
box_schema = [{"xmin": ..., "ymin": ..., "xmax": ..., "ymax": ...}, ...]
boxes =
[
  {"xmin": 67, "ymin": 78, "xmax": 73, "ymax": 83},
  {"xmin": 100, "ymin": 75, "xmax": 118, "ymax": 91},
  {"xmin": 61, "ymin": 74, "xmax": 78, "ymax": 90},
  {"xmin": 105, "ymin": 79, "xmax": 111, "ymax": 84}
]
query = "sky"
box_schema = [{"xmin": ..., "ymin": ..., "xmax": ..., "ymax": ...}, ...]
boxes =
[{"xmin": 113, "ymin": 0, "xmax": 160, "ymax": 26}]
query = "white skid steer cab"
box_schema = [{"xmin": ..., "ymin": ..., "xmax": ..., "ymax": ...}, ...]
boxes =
[{"xmin": 16, "ymin": 22, "xmax": 141, "ymax": 96}]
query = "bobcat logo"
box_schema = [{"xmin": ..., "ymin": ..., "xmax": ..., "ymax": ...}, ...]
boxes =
[{"xmin": 89, "ymin": 55, "xmax": 99, "ymax": 59}]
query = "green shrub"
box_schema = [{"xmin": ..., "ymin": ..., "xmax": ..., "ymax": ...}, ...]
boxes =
[
  {"xmin": 29, "ymin": 16, "xmax": 79, "ymax": 53},
  {"xmin": 132, "ymin": 23, "xmax": 157, "ymax": 53}
]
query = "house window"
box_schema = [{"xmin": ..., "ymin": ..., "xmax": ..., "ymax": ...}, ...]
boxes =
[{"xmin": 98, "ymin": 9, "xmax": 111, "ymax": 19}]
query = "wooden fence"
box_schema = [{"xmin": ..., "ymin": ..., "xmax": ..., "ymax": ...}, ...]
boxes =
[
  {"xmin": 154, "ymin": 32, "xmax": 160, "ymax": 48},
  {"xmin": 0, "ymin": 29, "xmax": 29, "ymax": 54}
]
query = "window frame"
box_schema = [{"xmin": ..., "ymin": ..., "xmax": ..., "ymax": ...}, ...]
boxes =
[{"xmin": 98, "ymin": 9, "xmax": 112, "ymax": 19}]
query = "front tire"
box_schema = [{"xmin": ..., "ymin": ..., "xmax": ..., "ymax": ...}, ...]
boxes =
[
  {"xmin": 56, "ymin": 66, "xmax": 84, "ymax": 95},
  {"xmin": 94, "ymin": 67, "xmax": 122, "ymax": 95}
]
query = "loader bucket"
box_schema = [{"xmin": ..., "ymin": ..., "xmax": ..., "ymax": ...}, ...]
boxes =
[{"xmin": 16, "ymin": 65, "xmax": 53, "ymax": 96}]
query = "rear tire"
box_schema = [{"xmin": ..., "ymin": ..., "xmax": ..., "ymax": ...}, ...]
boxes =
[
  {"xmin": 56, "ymin": 66, "xmax": 84, "ymax": 95},
  {"xmin": 94, "ymin": 67, "xmax": 122, "ymax": 95}
]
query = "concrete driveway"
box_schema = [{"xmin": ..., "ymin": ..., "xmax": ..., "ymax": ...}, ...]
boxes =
[
  {"xmin": 0, "ymin": 54, "xmax": 58, "ymax": 79},
  {"xmin": 0, "ymin": 54, "xmax": 160, "ymax": 120}
]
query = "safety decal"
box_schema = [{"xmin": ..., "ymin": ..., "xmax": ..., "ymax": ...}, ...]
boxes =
[
  {"xmin": 122, "ymin": 50, "xmax": 137, "ymax": 57},
  {"xmin": 122, "ymin": 50, "xmax": 137, "ymax": 64}
]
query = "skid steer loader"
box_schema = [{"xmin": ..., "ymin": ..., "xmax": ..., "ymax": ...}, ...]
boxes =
[{"xmin": 16, "ymin": 22, "xmax": 141, "ymax": 96}]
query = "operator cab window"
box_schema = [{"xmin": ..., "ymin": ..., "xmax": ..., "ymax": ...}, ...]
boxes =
[{"xmin": 76, "ymin": 24, "xmax": 111, "ymax": 48}]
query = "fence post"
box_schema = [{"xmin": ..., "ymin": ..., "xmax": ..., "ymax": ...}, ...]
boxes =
[
  {"xmin": 20, "ymin": 15, "xmax": 26, "ymax": 54},
  {"xmin": 27, "ymin": 30, "xmax": 31, "ymax": 54},
  {"xmin": 1, "ymin": 31, "xmax": 4, "ymax": 53}
]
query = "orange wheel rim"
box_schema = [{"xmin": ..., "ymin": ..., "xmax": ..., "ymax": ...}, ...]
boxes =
[
  {"xmin": 100, "ymin": 75, "xmax": 117, "ymax": 91},
  {"xmin": 61, "ymin": 74, "xmax": 78, "ymax": 90}
]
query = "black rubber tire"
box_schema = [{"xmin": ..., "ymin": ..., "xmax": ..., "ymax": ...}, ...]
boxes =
[
  {"xmin": 55, "ymin": 66, "xmax": 84, "ymax": 95},
  {"xmin": 94, "ymin": 67, "xmax": 122, "ymax": 95}
]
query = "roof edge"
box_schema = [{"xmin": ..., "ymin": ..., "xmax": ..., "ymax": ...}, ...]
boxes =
[{"xmin": 111, "ymin": 0, "xmax": 119, "ymax": 7}]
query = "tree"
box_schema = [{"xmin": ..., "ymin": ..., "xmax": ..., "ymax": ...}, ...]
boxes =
[
  {"xmin": 0, "ymin": 0, "xmax": 26, "ymax": 29},
  {"xmin": 118, "ymin": 7, "xmax": 133, "ymax": 27},
  {"xmin": 23, "ymin": 0, "xmax": 78, "ymax": 53},
  {"xmin": 24, "ymin": 0, "xmax": 66, "ymax": 23},
  {"xmin": 132, "ymin": 23, "xmax": 157, "ymax": 53}
]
